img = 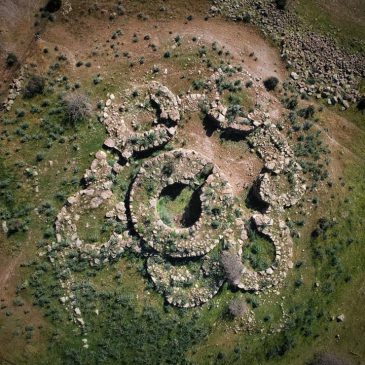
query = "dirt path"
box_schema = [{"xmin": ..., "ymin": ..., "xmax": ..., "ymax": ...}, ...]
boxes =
[
  {"xmin": 0, "ymin": 252, "xmax": 24, "ymax": 290},
  {"xmin": 0, "ymin": 0, "xmax": 48, "ymax": 107}
]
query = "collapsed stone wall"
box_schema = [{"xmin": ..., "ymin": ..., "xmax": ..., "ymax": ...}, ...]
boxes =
[{"xmin": 51, "ymin": 79, "xmax": 306, "ymax": 327}]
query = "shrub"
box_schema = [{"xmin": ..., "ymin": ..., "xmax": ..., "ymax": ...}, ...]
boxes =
[
  {"xmin": 45, "ymin": 0, "xmax": 62, "ymax": 13},
  {"xmin": 63, "ymin": 92, "xmax": 91, "ymax": 123},
  {"xmin": 298, "ymin": 105, "xmax": 315, "ymax": 119},
  {"xmin": 263, "ymin": 77, "xmax": 279, "ymax": 91},
  {"xmin": 285, "ymin": 97, "xmax": 298, "ymax": 110},
  {"xmin": 24, "ymin": 76, "xmax": 45, "ymax": 98},
  {"xmin": 357, "ymin": 96, "xmax": 365, "ymax": 113},
  {"xmin": 228, "ymin": 298, "xmax": 247, "ymax": 318},
  {"xmin": 6, "ymin": 53, "xmax": 18, "ymax": 67},
  {"xmin": 242, "ymin": 13, "xmax": 251, "ymax": 23},
  {"xmin": 162, "ymin": 162, "xmax": 174, "ymax": 176},
  {"xmin": 36, "ymin": 153, "xmax": 44, "ymax": 162},
  {"xmin": 275, "ymin": 0, "xmax": 287, "ymax": 10},
  {"xmin": 211, "ymin": 220, "xmax": 220, "ymax": 229},
  {"xmin": 220, "ymin": 252, "xmax": 243, "ymax": 285}
]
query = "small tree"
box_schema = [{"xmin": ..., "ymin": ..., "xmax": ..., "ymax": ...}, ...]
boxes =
[
  {"xmin": 45, "ymin": 0, "xmax": 62, "ymax": 13},
  {"xmin": 275, "ymin": 0, "xmax": 287, "ymax": 10},
  {"xmin": 229, "ymin": 298, "xmax": 248, "ymax": 318},
  {"xmin": 220, "ymin": 252, "xmax": 243, "ymax": 285},
  {"xmin": 357, "ymin": 96, "xmax": 365, "ymax": 113},
  {"xmin": 6, "ymin": 53, "xmax": 18, "ymax": 67},
  {"xmin": 63, "ymin": 92, "xmax": 92, "ymax": 123},
  {"xmin": 23, "ymin": 76, "xmax": 45, "ymax": 98},
  {"xmin": 263, "ymin": 77, "xmax": 279, "ymax": 91}
]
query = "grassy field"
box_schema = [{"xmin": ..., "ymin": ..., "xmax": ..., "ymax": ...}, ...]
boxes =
[{"xmin": 295, "ymin": 0, "xmax": 365, "ymax": 53}]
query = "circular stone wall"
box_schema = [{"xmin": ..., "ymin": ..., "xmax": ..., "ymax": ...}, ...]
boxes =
[{"xmin": 129, "ymin": 149, "xmax": 235, "ymax": 258}]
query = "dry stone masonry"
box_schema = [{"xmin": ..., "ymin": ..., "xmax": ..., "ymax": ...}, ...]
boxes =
[
  {"xmin": 51, "ymin": 76, "xmax": 307, "ymax": 325},
  {"xmin": 130, "ymin": 149, "xmax": 235, "ymax": 258},
  {"xmin": 101, "ymin": 82, "xmax": 181, "ymax": 160}
]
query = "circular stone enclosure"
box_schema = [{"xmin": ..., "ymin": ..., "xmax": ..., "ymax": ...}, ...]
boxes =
[{"xmin": 129, "ymin": 149, "xmax": 235, "ymax": 258}]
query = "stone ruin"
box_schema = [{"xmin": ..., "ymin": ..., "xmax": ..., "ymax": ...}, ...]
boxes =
[
  {"xmin": 101, "ymin": 82, "xmax": 180, "ymax": 161},
  {"xmin": 50, "ymin": 80, "xmax": 306, "ymax": 326}
]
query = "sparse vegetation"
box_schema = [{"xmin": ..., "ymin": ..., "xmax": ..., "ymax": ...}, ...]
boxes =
[{"xmin": 0, "ymin": 2, "xmax": 364, "ymax": 365}]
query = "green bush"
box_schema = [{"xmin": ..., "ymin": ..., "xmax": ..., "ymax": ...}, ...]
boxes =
[
  {"xmin": 357, "ymin": 96, "xmax": 365, "ymax": 113},
  {"xmin": 6, "ymin": 52, "xmax": 18, "ymax": 67},
  {"xmin": 45, "ymin": 0, "xmax": 62, "ymax": 13},
  {"xmin": 23, "ymin": 76, "xmax": 45, "ymax": 98},
  {"xmin": 263, "ymin": 76, "xmax": 279, "ymax": 91},
  {"xmin": 275, "ymin": 0, "xmax": 287, "ymax": 10}
]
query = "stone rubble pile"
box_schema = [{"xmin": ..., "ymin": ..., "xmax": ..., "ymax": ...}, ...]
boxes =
[
  {"xmin": 147, "ymin": 256, "xmax": 224, "ymax": 308},
  {"xmin": 2, "ymin": 73, "xmax": 23, "ymax": 112},
  {"xmin": 210, "ymin": 0, "xmax": 364, "ymax": 105},
  {"xmin": 100, "ymin": 82, "xmax": 181, "ymax": 160},
  {"xmin": 208, "ymin": 97, "xmax": 255, "ymax": 133}
]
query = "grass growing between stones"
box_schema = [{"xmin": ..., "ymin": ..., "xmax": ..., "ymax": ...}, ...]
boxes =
[
  {"xmin": 1, "ymin": 4, "xmax": 364, "ymax": 363},
  {"xmin": 157, "ymin": 183, "xmax": 200, "ymax": 228}
]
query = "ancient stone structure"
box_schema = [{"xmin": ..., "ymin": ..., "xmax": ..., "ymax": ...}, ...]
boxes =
[
  {"xmin": 55, "ymin": 150, "xmax": 132, "ymax": 265},
  {"xmin": 235, "ymin": 214, "xmax": 294, "ymax": 291},
  {"xmin": 52, "ymin": 79, "xmax": 307, "ymax": 326},
  {"xmin": 130, "ymin": 149, "xmax": 235, "ymax": 258},
  {"xmin": 101, "ymin": 82, "xmax": 180, "ymax": 160},
  {"xmin": 247, "ymin": 123, "xmax": 306, "ymax": 211},
  {"xmin": 207, "ymin": 97, "xmax": 256, "ymax": 134}
]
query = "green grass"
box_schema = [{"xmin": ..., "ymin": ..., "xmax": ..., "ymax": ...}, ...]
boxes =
[
  {"xmin": 243, "ymin": 229, "xmax": 276, "ymax": 271},
  {"xmin": 157, "ymin": 184, "xmax": 197, "ymax": 228},
  {"xmin": 295, "ymin": 0, "xmax": 365, "ymax": 53}
]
